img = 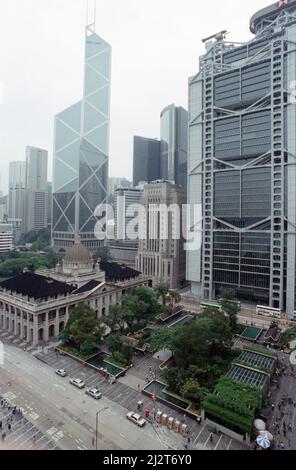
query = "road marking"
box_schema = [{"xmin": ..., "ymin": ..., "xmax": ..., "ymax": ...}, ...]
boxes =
[
  {"xmin": 214, "ymin": 434, "xmax": 223, "ymax": 450},
  {"xmin": 47, "ymin": 426, "xmax": 58, "ymax": 436},
  {"xmin": 193, "ymin": 426, "xmax": 205, "ymax": 446},
  {"xmin": 226, "ymin": 439, "xmax": 233, "ymax": 450},
  {"xmin": 29, "ymin": 412, "xmax": 39, "ymax": 421}
]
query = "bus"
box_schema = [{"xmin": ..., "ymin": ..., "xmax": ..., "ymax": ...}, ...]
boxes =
[
  {"xmin": 256, "ymin": 305, "xmax": 281, "ymax": 319},
  {"xmin": 200, "ymin": 300, "xmax": 222, "ymax": 312}
]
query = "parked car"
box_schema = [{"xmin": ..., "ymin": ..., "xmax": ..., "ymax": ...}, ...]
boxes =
[
  {"xmin": 55, "ymin": 369, "xmax": 67, "ymax": 378},
  {"xmin": 69, "ymin": 378, "xmax": 86, "ymax": 389},
  {"xmin": 85, "ymin": 387, "xmax": 102, "ymax": 400},
  {"xmin": 126, "ymin": 411, "xmax": 146, "ymax": 427}
]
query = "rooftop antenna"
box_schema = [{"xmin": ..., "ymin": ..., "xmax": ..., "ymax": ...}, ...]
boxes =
[
  {"xmin": 86, "ymin": 0, "xmax": 97, "ymax": 31},
  {"xmin": 202, "ymin": 30, "xmax": 228, "ymax": 43}
]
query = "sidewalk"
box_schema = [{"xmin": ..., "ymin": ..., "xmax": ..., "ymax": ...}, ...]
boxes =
[{"xmin": 118, "ymin": 373, "xmax": 146, "ymax": 392}]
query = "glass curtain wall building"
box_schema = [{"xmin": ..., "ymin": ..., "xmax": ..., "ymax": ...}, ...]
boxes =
[
  {"xmin": 160, "ymin": 105, "xmax": 188, "ymax": 192},
  {"xmin": 187, "ymin": 1, "xmax": 296, "ymax": 314},
  {"xmin": 25, "ymin": 146, "xmax": 48, "ymax": 233},
  {"xmin": 52, "ymin": 25, "xmax": 111, "ymax": 252},
  {"xmin": 8, "ymin": 161, "xmax": 27, "ymax": 241},
  {"xmin": 133, "ymin": 136, "xmax": 161, "ymax": 187}
]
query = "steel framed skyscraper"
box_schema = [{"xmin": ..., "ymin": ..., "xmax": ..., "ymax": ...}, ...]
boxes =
[
  {"xmin": 52, "ymin": 24, "xmax": 111, "ymax": 252},
  {"xmin": 187, "ymin": 0, "xmax": 296, "ymax": 315}
]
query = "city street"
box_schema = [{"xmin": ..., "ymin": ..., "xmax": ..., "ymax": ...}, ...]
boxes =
[
  {"xmin": 0, "ymin": 342, "xmax": 169, "ymax": 450},
  {"xmin": 0, "ymin": 339, "xmax": 247, "ymax": 450}
]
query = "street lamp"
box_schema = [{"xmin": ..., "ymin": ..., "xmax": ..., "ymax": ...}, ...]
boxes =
[{"xmin": 95, "ymin": 407, "xmax": 109, "ymax": 450}]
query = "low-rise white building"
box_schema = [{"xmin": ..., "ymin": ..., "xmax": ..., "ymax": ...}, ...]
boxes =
[{"xmin": 0, "ymin": 223, "xmax": 13, "ymax": 252}]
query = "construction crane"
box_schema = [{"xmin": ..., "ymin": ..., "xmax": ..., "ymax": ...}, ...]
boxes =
[{"xmin": 202, "ymin": 30, "xmax": 228, "ymax": 43}]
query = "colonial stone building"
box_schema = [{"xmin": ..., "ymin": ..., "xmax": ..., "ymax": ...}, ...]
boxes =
[
  {"xmin": 136, "ymin": 181, "xmax": 186, "ymax": 289},
  {"xmin": 0, "ymin": 240, "xmax": 150, "ymax": 347}
]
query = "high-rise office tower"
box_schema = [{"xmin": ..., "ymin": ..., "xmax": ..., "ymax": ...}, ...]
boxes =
[
  {"xmin": 187, "ymin": 1, "xmax": 296, "ymax": 315},
  {"xmin": 136, "ymin": 181, "xmax": 186, "ymax": 289},
  {"xmin": 160, "ymin": 104, "xmax": 188, "ymax": 191},
  {"xmin": 25, "ymin": 146, "xmax": 48, "ymax": 232},
  {"xmin": 133, "ymin": 137, "xmax": 161, "ymax": 187},
  {"xmin": 52, "ymin": 24, "xmax": 111, "ymax": 252},
  {"xmin": 47, "ymin": 182, "xmax": 52, "ymax": 225},
  {"xmin": 8, "ymin": 161, "xmax": 26, "ymax": 240},
  {"xmin": 108, "ymin": 187, "xmax": 143, "ymax": 266}
]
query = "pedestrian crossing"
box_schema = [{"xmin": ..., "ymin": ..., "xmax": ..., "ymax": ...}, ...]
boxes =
[{"xmin": 0, "ymin": 397, "xmax": 58, "ymax": 450}]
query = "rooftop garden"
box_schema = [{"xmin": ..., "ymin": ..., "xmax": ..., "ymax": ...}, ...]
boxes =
[{"xmin": 202, "ymin": 377, "xmax": 262, "ymax": 436}]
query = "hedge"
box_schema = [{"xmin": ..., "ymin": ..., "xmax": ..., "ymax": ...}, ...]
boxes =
[{"xmin": 202, "ymin": 399, "xmax": 253, "ymax": 436}]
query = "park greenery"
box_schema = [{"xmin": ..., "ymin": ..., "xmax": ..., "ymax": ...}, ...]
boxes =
[
  {"xmin": 18, "ymin": 227, "xmax": 51, "ymax": 250},
  {"xmin": 202, "ymin": 377, "xmax": 262, "ymax": 436},
  {"xmin": 105, "ymin": 286, "xmax": 165, "ymax": 364},
  {"xmin": 150, "ymin": 308, "xmax": 240, "ymax": 404},
  {"xmin": 279, "ymin": 324, "xmax": 296, "ymax": 348},
  {"xmin": 0, "ymin": 250, "xmax": 60, "ymax": 279},
  {"xmin": 59, "ymin": 304, "xmax": 105, "ymax": 356},
  {"xmin": 94, "ymin": 247, "xmax": 112, "ymax": 263},
  {"xmin": 154, "ymin": 282, "xmax": 181, "ymax": 306},
  {"xmin": 218, "ymin": 288, "xmax": 240, "ymax": 332},
  {"xmin": 106, "ymin": 286, "xmax": 164, "ymax": 333}
]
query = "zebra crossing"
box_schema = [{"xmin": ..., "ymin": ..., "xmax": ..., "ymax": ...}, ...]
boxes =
[{"xmin": 0, "ymin": 392, "xmax": 58, "ymax": 450}]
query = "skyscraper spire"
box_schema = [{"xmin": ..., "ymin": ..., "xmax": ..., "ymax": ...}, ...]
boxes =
[{"xmin": 86, "ymin": 0, "xmax": 97, "ymax": 30}]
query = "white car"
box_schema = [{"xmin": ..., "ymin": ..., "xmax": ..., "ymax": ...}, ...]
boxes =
[
  {"xmin": 126, "ymin": 411, "xmax": 146, "ymax": 427},
  {"xmin": 55, "ymin": 369, "xmax": 67, "ymax": 378},
  {"xmin": 85, "ymin": 387, "xmax": 102, "ymax": 400},
  {"xmin": 69, "ymin": 378, "xmax": 86, "ymax": 389}
]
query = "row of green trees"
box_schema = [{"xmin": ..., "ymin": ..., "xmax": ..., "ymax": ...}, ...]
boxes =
[
  {"xmin": 18, "ymin": 227, "xmax": 51, "ymax": 250},
  {"xmin": 0, "ymin": 250, "xmax": 60, "ymax": 278}
]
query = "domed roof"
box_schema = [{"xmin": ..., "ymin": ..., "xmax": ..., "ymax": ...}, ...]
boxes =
[{"xmin": 64, "ymin": 240, "xmax": 93, "ymax": 264}]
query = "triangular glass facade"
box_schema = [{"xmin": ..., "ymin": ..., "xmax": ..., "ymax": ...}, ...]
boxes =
[{"xmin": 52, "ymin": 26, "xmax": 111, "ymax": 251}]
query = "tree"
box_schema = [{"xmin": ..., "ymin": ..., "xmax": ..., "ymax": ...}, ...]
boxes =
[
  {"xmin": 171, "ymin": 310, "xmax": 233, "ymax": 369},
  {"xmin": 219, "ymin": 288, "xmax": 236, "ymax": 301},
  {"xmin": 105, "ymin": 304, "xmax": 126, "ymax": 332},
  {"xmin": 59, "ymin": 329, "xmax": 70, "ymax": 344},
  {"xmin": 219, "ymin": 288, "xmax": 240, "ymax": 332},
  {"xmin": 106, "ymin": 334, "xmax": 119, "ymax": 353},
  {"xmin": 154, "ymin": 283, "xmax": 181, "ymax": 307},
  {"xmin": 32, "ymin": 240, "xmax": 47, "ymax": 252},
  {"xmin": 168, "ymin": 290, "xmax": 181, "ymax": 305},
  {"xmin": 161, "ymin": 367, "xmax": 188, "ymax": 392},
  {"xmin": 94, "ymin": 247, "xmax": 112, "ymax": 263},
  {"xmin": 64, "ymin": 303, "xmax": 105, "ymax": 351},
  {"xmin": 19, "ymin": 227, "xmax": 51, "ymax": 247},
  {"xmin": 154, "ymin": 282, "xmax": 170, "ymax": 306},
  {"xmin": 119, "ymin": 286, "xmax": 162, "ymax": 326},
  {"xmin": 80, "ymin": 340, "xmax": 96, "ymax": 356},
  {"xmin": 149, "ymin": 327, "xmax": 181, "ymax": 351},
  {"xmin": 181, "ymin": 379, "xmax": 209, "ymax": 404}
]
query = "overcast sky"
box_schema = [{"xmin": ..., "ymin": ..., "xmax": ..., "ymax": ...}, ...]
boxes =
[{"xmin": 0, "ymin": 0, "xmax": 271, "ymax": 193}]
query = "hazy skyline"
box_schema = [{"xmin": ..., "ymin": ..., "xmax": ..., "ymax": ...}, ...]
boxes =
[{"xmin": 0, "ymin": 0, "xmax": 271, "ymax": 193}]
